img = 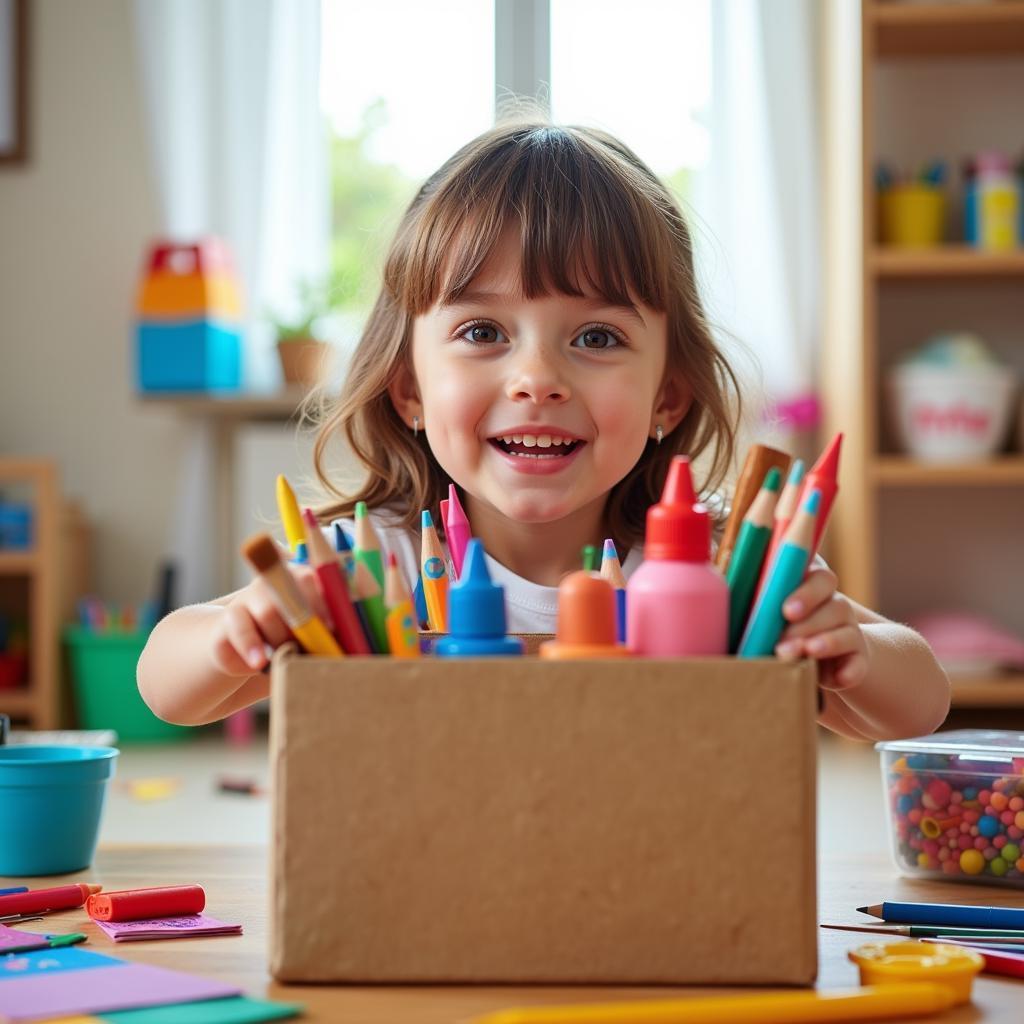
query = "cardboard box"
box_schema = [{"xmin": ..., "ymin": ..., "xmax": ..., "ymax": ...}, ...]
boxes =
[{"xmin": 269, "ymin": 647, "xmax": 818, "ymax": 985}]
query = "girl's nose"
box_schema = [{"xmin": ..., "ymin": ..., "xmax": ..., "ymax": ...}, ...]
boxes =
[{"xmin": 504, "ymin": 348, "xmax": 571, "ymax": 404}]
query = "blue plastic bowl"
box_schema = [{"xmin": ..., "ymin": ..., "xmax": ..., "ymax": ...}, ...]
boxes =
[{"xmin": 0, "ymin": 746, "xmax": 119, "ymax": 876}]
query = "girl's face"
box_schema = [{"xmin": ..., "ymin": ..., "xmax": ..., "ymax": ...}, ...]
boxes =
[{"xmin": 394, "ymin": 234, "xmax": 688, "ymax": 527}]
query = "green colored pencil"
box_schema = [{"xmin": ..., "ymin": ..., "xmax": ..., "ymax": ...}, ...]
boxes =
[
  {"xmin": 823, "ymin": 922, "xmax": 1024, "ymax": 941},
  {"xmin": 726, "ymin": 467, "xmax": 781, "ymax": 652},
  {"xmin": 354, "ymin": 501, "xmax": 385, "ymax": 588},
  {"xmin": 581, "ymin": 544, "xmax": 597, "ymax": 572}
]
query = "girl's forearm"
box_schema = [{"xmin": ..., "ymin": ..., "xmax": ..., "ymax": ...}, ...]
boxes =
[
  {"xmin": 819, "ymin": 622, "xmax": 950, "ymax": 741},
  {"xmin": 137, "ymin": 604, "xmax": 268, "ymax": 726}
]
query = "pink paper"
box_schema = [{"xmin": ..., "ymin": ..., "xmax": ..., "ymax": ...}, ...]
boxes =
[
  {"xmin": 0, "ymin": 925, "xmax": 50, "ymax": 952},
  {"xmin": 95, "ymin": 914, "xmax": 242, "ymax": 942}
]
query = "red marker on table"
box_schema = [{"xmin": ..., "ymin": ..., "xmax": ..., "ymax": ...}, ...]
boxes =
[
  {"xmin": 800, "ymin": 432, "xmax": 842, "ymax": 561},
  {"xmin": 87, "ymin": 884, "xmax": 205, "ymax": 922},
  {"xmin": 0, "ymin": 883, "xmax": 101, "ymax": 916}
]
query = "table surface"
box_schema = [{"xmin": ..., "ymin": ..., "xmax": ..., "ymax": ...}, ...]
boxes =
[{"xmin": 7, "ymin": 845, "xmax": 1024, "ymax": 1023}]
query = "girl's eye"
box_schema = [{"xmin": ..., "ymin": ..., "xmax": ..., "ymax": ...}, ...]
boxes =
[
  {"xmin": 571, "ymin": 326, "xmax": 624, "ymax": 350},
  {"xmin": 457, "ymin": 321, "xmax": 507, "ymax": 345}
]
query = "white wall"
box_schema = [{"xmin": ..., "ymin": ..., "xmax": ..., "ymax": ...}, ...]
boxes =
[{"xmin": 0, "ymin": 0, "xmax": 183, "ymax": 603}]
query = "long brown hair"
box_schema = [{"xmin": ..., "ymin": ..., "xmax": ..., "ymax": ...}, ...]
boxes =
[{"xmin": 312, "ymin": 120, "xmax": 741, "ymax": 546}]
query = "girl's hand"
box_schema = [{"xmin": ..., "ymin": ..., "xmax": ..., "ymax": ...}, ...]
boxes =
[
  {"xmin": 774, "ymin": 565, "xmax": 870, "ymax": 691},
  {"xmin": 211, "ymin": 567, "xmax": 328, "ymax": 676}
]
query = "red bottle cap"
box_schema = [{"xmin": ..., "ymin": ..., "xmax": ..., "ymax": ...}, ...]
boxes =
[{"xmin": 644, "ymin": 456, "xmax": 711, "ymax": 563}]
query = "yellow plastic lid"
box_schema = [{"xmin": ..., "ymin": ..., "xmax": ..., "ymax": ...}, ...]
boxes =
[{"xmin": 848, "ymin": 940, "xmax": 983, "ymax": 1005}]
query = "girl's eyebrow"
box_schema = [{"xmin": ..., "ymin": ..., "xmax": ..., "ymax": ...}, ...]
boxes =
[{"xmin": 440, "ymin": 289, "xmax": 648, "ymax": 329}]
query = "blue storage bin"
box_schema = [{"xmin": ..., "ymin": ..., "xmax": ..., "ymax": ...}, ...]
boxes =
[
  {"xmin": 137, "ymin": 319, "xmax": 242, "ymax": 392},
  {"xmin": 0, "ymin": 746, "xmax": 118, "ymax": 875},
  {"xmin": 0, "ymin": 503, "xmax": 31, "ymax": 549}
]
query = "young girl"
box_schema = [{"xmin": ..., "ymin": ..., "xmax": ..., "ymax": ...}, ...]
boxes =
[{"xmin": 138, "ymin": 120, "xmax": 949, "ymax": 741}]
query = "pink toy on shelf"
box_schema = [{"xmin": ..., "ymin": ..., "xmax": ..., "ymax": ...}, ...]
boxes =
[{"xmin": 906, "ymin": 611, "xmax": 1024, "ymax": 676}]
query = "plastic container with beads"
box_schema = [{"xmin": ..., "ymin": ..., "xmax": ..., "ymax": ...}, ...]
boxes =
[{"xmin": 878, "ymin": 730, "xmax": 1024, "ymax": 888}]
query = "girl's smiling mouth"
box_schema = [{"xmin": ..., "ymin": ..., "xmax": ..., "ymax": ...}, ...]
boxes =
[{"xmin": 487, "ymin": 429, "xmax": 587, "ymax": 472}]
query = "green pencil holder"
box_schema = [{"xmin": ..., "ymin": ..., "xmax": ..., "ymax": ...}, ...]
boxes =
[{"xmin": 64, "ymin": 626, "xmax": 192, "ymax": 742}]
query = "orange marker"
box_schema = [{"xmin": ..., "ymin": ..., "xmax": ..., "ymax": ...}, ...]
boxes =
[
  {"xmin": 540, "ymin": 572, "xmax": 628, "ymax": 659},
  {"xmin": 384, "ymin": 552, "xmax": 421, "ymax": 658}
]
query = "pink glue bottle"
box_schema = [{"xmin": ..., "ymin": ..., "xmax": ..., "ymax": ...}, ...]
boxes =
[{"xmin": 626, "ymin": 455, "xmax": 728, "ymax": 656}]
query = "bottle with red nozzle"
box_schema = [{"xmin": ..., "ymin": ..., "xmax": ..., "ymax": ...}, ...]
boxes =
[{"xmin": 626, "ymin": 456, "xmax": 728, "ymax": 656}]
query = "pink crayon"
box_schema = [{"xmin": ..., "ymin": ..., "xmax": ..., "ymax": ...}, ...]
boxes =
[{"xmin": 446, "ymin": 484, "xmax": 473, "ymax": 579}]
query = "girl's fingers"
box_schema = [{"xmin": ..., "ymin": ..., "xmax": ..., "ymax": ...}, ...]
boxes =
[
  {"xmin": 219, "ymin": 603, "xmax": 272, "ymax": 674},
  {"xmin": 803, "ymin": 624, "xmax": 863, "ymax": 661},
  {"xmin": 783, "ymin": 567, "xmax": 839, "ymax": 621},
  {"xmin": 780, "ymin": 595, "xmax": 851, "ymax": 642}
]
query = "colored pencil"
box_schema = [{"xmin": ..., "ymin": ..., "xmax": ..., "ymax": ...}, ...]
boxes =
[
  {"xmin": 738, "ymin": 489, "xmax": 820, "ymax": 658},
  {"xmin": 581, "ymin": 545, "xmax": 597, "ymax": 572},
  {"xmin": 756, "ymin": 458, "xmax": 806, "ymax": 595},
  {"xmin": 446, "ymin": 484, "xmax": 472, "ymax": 579},
  {"xmin": 420, "ymin": 510, "xmax": 449, "ymax": 632},
  {"xmin": 599, "ymin": 538, "xmax": 627, "ymax": 644},
  {"xmin": 354, "ymin": 500, "xmax": 386, "ymax": 588},
  {"xmin": 302, "ymin": 508, "xmax": 371, "ymax": 655},
  {"xmin": 726, "ymin": 467, "xmax": 781, "ymax": 652},
  {"xmin": 384, "ymin": 553, "xmax": 421, "ymax": 658},
  {"xmin": 275, "ymin": 475, "xmax": 306, "ymax": 555},
  {"xmin": 801, "ymin": 433, "xmax": 842, "ymax": 561},
  {"xmin": 412, "ymin": 574, "xmax": 429, "ymax": 629},
  {"xmin": 859, "ymin": 901, "xmax": 1024, "ymax": 930},
  {"xmin": 823, "ymin": 923, "xmax": 1024, "ymax": 941},
  {"xmin": 241, "ymin": 534, "xmax": 341, "ymax": 657},
  {"xmin": 922, "ymin": 937, "xmax": 1024, "ymax": 980},
  {"xmin": 333, "ymin": 523, "xmax": 356, "ymax": 582},
  {"xmin": 715, "ymin": 444, "xmax": 791, "ymax": 572},
  {"xmin": 471, "ymin": 984, "xmax": 954, "ymax": 1024},
  {"xmin": 352, "ymin": 559, "xmax": 389, "ymax": 654}
]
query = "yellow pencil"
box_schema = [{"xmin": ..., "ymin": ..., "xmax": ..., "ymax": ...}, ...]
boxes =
[
  {"xmin": 384, "ymin": 553, "xmax": 420, "ymax": 658},
  {"xmin": 472, "ymin": 983, "xmax": 955, "ymax": 1024},
  {"xmin": 420, "ymin": 509, "xmax": 449, "ymax": 632},
  {"xmin": 240, "ymin": 534, "xmax": 341, "ymax": 657},
  {"xmin": 275, "ymin": 474, "xmax": 306, "ymax": 554}
]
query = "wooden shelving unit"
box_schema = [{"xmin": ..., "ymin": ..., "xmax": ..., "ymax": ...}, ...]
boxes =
[
  {"xmin": 0, "ymin": 460, "xmax": 59, "ymax": 728},
  {"xmin": 823, "ymin": 2, "xmax": 1024, "ymax": 710}
]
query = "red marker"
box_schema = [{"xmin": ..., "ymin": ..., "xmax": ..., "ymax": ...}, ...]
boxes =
[
  {"xmin": 800, "ymin": 432, "xmax": 842, "ymax": 561},
  {"xmin": 87, "ymin": 884, "xmax": 205, "ymax": 921},
  {"xmin": 0, "ymin": 883, "xmax": 101, "ymax": 916},
  {"xmin": 302, "ymin": 508, "xmax": 371, "ymax": 655}
]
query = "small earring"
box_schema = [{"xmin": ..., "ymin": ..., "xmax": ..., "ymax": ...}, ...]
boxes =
[
  {"xmin": 655, "ymin": 424, "xmax": 664, "ymax": 445},
  {"xmin": 412, "ymin": 415, "xmax": 420, "ymax": 438}
]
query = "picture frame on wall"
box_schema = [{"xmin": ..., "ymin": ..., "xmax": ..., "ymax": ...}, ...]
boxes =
[{"xmin": 0, "ymin": 0, "xmax": 27, "ymax": 165}]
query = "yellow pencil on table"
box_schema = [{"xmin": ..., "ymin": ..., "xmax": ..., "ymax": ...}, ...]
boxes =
[
  {"xmin": 472, "ymin": 982, "xmax": 955, "ymax": 1024},
  {"xmin": 420, "ymin": 509, "xmax": 449, "ymax": 632},
  {"xmin": 240, "ymin": 534, "xmax": 341, "ymax": 657},
  {"xmin": 384, "ymin": 552, "xmax": 420, "ymax": 658},
  {"xmin": 276, "ymin": 474, "xmax": 306, "ymax": 555}
]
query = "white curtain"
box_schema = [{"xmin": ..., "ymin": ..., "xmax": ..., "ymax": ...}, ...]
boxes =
[
  {"xmin": 696, "ymin": 0, "xmax": 820, "ymax": 428},
  {"xmin": 133, "ymin": 0, "xmax": 328, "ymax": 602}
]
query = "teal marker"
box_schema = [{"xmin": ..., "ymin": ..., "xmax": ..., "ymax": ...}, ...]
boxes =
[{"xmin": 738, "ymin": 489, "xmax": 821, "ymax": 658}]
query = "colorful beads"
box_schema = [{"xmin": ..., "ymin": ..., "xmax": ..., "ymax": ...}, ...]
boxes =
[{"xmin": 886, "ymin": 752, "xmax": 1024, "ymax": 887}]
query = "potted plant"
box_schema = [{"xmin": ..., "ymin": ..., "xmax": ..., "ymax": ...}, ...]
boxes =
[{"xmin": 270, "ymin": 278, "xmax": 334, "ymax": 388}]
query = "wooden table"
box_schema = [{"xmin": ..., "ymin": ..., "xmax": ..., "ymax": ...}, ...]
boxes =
[{"xmin": 7, "ymin": 845, "xmax": 1024, "ymax": 1022}]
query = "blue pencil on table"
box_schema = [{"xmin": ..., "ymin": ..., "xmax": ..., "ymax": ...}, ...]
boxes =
[
  {"xmin": 860, "ymin": 901, "xmax": 1024, "ymax": 930},
  {"xmin": 0, "ymin": 887, "xmax": 27, "ymax": 896}
]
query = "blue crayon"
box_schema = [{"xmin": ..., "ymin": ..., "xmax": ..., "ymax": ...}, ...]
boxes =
[
  {"xmin": 434, "ymin": 540, "xmax": 523, "ymax": 657},
  {"xmin": 738, "ymin": 490, "xmax": 821, "ymax": 658},
  {"xmin": 0, "ymin": 887, "xmax": 28, "ymax": 895}
]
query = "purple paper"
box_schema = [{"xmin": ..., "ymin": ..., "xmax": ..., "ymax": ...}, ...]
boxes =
[
  {"xmin": 95, "ymin": 914, "xmax": 242, "ymax": 942},
  {"xmin": 0, "ymin": 926, "xmax": 50, "ymax": 952},
  {"xmin": 0, "ymin": 960, "xmax": 239, "ymax": 1020}
]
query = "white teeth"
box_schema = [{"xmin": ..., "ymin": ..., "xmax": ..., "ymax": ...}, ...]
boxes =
[
  {"xmin": 536, "ymin": 435, "xmax": 552, "ymax": 448},
  {"xmin": 551, "ymin": 436, "xmax": 564, "ymax": 446},
  {"xmin": 513, "ymin": 434, "xmax": 523, "ymax": 444},
  {"xmin": 522, "ymin": 435, "xmax": 537, "ymax": 447}
]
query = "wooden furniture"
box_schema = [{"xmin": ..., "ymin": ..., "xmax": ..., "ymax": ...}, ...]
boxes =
[
  {"xmin": 823, "ymin": 1, "xmax": 1024, "ymax": 710},
  {"xmin": 5, "ymin": 843, "xmax": 1020, "ymax": 1021},
  {"xmin": 0, "ymin": 459, "xmax": 58, "ymax": 728}
]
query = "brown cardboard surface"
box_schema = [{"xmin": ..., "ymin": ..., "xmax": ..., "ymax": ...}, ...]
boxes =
[{"xmin": 270, "ymin": 649, "xmax": 818, "ymax": 985}]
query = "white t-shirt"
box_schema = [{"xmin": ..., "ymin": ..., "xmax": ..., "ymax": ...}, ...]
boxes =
[{"xmin": 331, "ymin": 512, "xmax": 644, "ymax": 634}]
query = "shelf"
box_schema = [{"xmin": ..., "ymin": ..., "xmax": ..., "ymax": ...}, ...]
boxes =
[
  {"xmin": 871, "ymin": 2, "xmax": 1024, "ymax": 58},
  {"xmin": 950, "ymin": 673, "xmax": 1024, "ymax": 709},
  {"xmin": 137, "ymin": 386, "xmax": 313, "ymax": 422},
  {"xmin": 873, "ymin": 456, "xmax": 1024, "ymax": 486},
  {"xmin": 870, "ymin": 246, "xmax": 1024, "ymax": 279},
  {"xmin": 0, "ymin": 550, "xmax": 37, "ymax": 574}
]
